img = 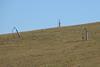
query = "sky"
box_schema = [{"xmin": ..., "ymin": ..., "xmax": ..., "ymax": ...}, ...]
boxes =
[{"xmin": 0, "ymin": 0, "xmax": 100, "ymax": 34}]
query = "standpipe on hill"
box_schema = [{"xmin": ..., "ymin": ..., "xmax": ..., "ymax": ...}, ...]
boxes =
[{"xmin": 82, "ymin": 27, "xmax": 89, "ymax": 41}]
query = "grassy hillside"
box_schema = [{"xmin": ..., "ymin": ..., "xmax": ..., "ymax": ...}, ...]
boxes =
[{"xmin": 0, "ymin": 22, "xmax": 100, "ymax": 67}]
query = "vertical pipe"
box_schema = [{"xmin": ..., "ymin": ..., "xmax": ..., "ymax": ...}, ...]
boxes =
[{"xmin": 59, "ymin": 19, "xmax": 61, "ymax": 28}]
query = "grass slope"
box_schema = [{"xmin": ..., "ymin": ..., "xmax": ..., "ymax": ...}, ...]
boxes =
[{"xmin": 0, "ymin": 22, "xmax": 100, "ymax": 67}]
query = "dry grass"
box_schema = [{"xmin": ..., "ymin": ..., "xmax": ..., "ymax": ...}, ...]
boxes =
[{"xmin": 0, "ymin": 22, "xmax": 100, "ymax": 67}]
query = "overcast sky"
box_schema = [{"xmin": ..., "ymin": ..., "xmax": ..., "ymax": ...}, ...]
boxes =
[{"xmin": 0, "ymin": 0, "xmax": 100, "ymax": 34}]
